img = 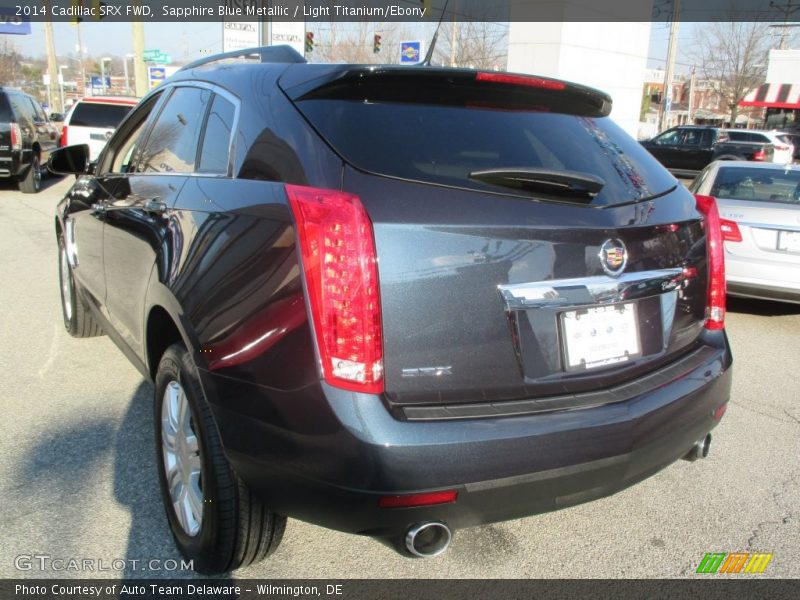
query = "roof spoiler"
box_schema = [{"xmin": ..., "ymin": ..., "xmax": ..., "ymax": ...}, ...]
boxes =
[{"xmin": 180, "ymin": 45, "xmax": 306, "ymax": 72}]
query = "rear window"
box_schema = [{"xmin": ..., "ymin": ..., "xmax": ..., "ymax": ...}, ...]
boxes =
[
  {"xmin": 711, "ymin": 166, "xmax": 800, "ymax": 205},
  {"xmin": 69, "ymin": 102, "xmax": 133, "ymax": 128},
  {"xmin": 296, "ymin": 100, "xmax": 676, "ymax": 206}
]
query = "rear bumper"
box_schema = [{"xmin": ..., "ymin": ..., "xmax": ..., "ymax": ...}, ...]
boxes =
[
  {"xmin": 726, "ymin": 256, "xmax": 800, "ymax": 303},
  {"xmin": 202, "ymin": 334, "xmax": 732, "ymax": 537}
]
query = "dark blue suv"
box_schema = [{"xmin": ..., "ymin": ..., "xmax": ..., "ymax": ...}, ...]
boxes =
[{"xmin": 50, "ymin": 47, "xmax": 732, "ymax": 573}]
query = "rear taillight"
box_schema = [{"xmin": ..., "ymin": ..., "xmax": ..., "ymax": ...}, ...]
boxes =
[
  {"xmin": 694, "ymin": 195, "xmax": 726, "ymax": 331},
  {"xmin": 10, "ymin": 122, "xmax": 21, "ymax": 151},
  {"xmin": 752, "ymin": 149, "xmax": 766, "ymax": 161},
  {"xmin": 475, "ymin": 71, "xmax": 566, "ymax": 90},
  {"xmin": 286, "ymin": 184, "xmax": 384, "ymax": 394},
  {"xmin": 720, "ymin": 219, "xmax": 742, "ymax": 243},
  {"xmin": 59, "ymin": 125, "xmax": 68, "ymax": 147}
]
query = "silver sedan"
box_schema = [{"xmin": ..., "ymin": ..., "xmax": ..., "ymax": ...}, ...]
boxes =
[{"xmin": 690, "ymin": 160, "xmax": 800, "ymax": 304}]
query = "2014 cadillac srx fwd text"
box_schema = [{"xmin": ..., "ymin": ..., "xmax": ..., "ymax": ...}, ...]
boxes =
[{"xmin": 50, "ymin": 46, "xmax": 732, "ymax": 574}]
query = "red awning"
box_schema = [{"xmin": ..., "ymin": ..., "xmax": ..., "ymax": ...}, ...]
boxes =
[{"xmin": 739, "ymin": 83, "xmax": 800, "ymax": 109}]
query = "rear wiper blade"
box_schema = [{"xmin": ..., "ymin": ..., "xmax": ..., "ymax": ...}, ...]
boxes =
[{"xmin": 469, "ymin": 168, "xmax": 606, "ymax": 198}]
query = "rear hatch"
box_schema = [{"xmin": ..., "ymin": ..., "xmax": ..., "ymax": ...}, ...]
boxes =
[
  {"xmin": 65, "ymin": 100, "xmax": 134, "ymax": 160},
  {"xmin": 280, "ymin": 66, "xmax": 713, "ymax": 415},
  {"xmin": 710, "ymin": 164, "xmax": 800, "ymax": 265}
]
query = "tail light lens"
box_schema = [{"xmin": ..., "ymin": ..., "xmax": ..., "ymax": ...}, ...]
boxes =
[
  {"xmin": 694, "ymin": 195, "xmax": 726, "ymax": 330},
  {"xmin": 752, "ymin": 149, "xmax": 766, "ymax": 161},
  {"xmin": 476, "ymin": 71, "xmax": 566, "ymax": 90},
  {"xmin": 10, "ymin": 122, "xmax": 21, "ymax": 151},
  {"xmin": 59, "ymin": 125, "xmax": 68, "ymax": 147},
  {"xmin": 720, "ymin": 219, "xmax": 742, "ymax": 242},
  {"xmin": 378, "ymin": 490, "xmax": 458, "ymax": 508},
  {"xmin": 286, "ymin": 184, "xmax": 384, "ymax": 394}
]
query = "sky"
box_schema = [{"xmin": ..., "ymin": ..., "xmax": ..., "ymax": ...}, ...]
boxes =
[{"xmin": 5, "ymin": 20, "xmax": 706, "ymax": 74}]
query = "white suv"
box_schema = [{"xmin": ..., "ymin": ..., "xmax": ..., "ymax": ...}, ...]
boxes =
[
  {"xmin": 60, "ymin": 96, "xmax": 138, "ymax": 161},
  {"xmin": 724, "ymin": 129, "xmax": 795, "ymax": 165}
]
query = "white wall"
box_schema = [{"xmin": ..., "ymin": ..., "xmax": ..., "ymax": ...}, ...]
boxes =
[
  {"xmin": 507, "ymin": 21, "xmax": 652, "ymax": 139},
  {"xmin": 766, "ymin": 49, "xmax": 800, "ymax": 84}
]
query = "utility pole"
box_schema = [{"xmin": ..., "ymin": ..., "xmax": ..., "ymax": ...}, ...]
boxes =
[
  {"xmin": 75, "ymin": 22, "xmax": 86, "ymax": 97},
  {"xmin": 769, "ymin": 1, "xmax": 800, "ymax": 49},
  {"xmin": 131, "ymin": 17, "xmax": 148, "ymax": 97},
  {"xmin": 658, "ymin": 0, "xmax": 681, "ymax": 133},
  {"xmin": 43, "ymin": 2, "xmax": 62, "ymax": 113},
  {"xmin": 687, "ymin": 66, "xmax": 696, "ymax": 124}
]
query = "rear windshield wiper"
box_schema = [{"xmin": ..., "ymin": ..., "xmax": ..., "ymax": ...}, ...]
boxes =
[{"xmin": 469, "ymin": 168, "xmax": 606, "ymax": 199}]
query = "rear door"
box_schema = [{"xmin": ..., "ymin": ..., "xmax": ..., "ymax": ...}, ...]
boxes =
[
  {"xmin": 282, "ymin": 67, "xmax": 712, "ymax": 412},
  {"xmin": 25, "ymin": 96, "xmax": 58, "ymax": 160}
]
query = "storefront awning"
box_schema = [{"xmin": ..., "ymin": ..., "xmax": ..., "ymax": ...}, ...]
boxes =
[{"xmin": 739, "ymin": 83, "xmax": 800, "ymax": 109}]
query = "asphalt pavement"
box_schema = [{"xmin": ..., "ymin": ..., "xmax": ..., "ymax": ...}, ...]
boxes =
[{"xmin": 0, "ymin": 176, "xmax": 798, "ymax": 579}]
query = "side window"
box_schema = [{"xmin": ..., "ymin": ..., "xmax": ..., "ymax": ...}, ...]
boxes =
[
  {"xmin": 197, "ymin": 95, "xmax": 235, "ymax": 175},
  {"xmin": 654, "ymin": 129, "xmax": 679, "ymax": 145},
  {"xmin": 27, "ymin": 97, "xmax": 46, "ymax": 122},
  {"xmin": 8, "ymin": 94, "xmax": 32, "ymax": 124},
  {"xmin": 138, "ymin": 87, "xmax": 211, "ymax": 174},
  {"xmin": 102, "ymin": 92, "xmax": 163, "ymax": 174}
]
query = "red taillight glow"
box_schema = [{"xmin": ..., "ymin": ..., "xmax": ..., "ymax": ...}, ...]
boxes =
[
  {"xmin": 752, "ymin": 149, "xmax": 766, "ymax": 161},
  {"xmin": 59, "ymin": 125, "xmax": 68, "ymax": 147},
  {"xmin": 694, "ymin": 194, "xmax": 726, "ymax": 331},
  {"xmin": 10, "ymin": 122, "xmax": 21, "ymax": 151},
  {"xmin": 378, "ymin": 490, "xmax": 458, "ymax": 508},
  {"xmin": 720, "ymin": 219, "xmax": 742, "ymax": 243},
  {"xmin": 475, "ymin": 71, "xmax": 566, "ymax": 90},
  {"xmin": 286, "ymin": 184, "xmax": 384, "ymax": 394},
  {"xmin": 713, "ymin": 403, "xmax": 728, "ymax": 421}
]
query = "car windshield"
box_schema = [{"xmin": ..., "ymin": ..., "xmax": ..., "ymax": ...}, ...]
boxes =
[
  {"xmin": 70, "ymin": 102, "xmax": 133, "ymax": 128},
  {"xmin": 711, "ymin": 166, "xmax": 800, "ymax": 205}
]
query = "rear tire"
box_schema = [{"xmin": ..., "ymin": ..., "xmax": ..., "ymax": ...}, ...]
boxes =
[
  {"xmin": 154, "ymin": 343, "xmax": 286, "ymax": 574},
  {"xmin": 58, "ymin": 236, "xmax": 103, "ymax": 338},
  {"xmin": 19, "ymin": 154, "xmax": 42, "ymax": 194}
]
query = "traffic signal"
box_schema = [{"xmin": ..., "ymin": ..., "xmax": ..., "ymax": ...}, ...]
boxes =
[
  {"xmin": 305, "ymin": 31, "xmax": 314, "ymax": 53},
  {"xmin": 373, "ymin": 34, "xmax": 382, "ymax": 54}
]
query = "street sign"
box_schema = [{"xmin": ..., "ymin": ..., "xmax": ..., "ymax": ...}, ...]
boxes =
[
  {"xmin": 400, "ymin": 41, "xmax": 423, "ymax": 65},
  {"xmin": 142, "ymin": 49, "xmax": 161, "ymax": 61},
  {"xmin": 0, "ymin": 11, "xmax": 31, "ymax": 35},
  {"xmin": 150, "ymin": 53, "xmax": 172, "ymax": 64}
]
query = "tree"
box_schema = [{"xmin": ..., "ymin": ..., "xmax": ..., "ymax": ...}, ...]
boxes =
[
  {"xmin": 432, "ymin": 21, "xmax": 508, "ymax": 69},
  {"xmin": 691, "ymin": 20, "xmax": 771, "ymax": 126},
  {"xmin": 0, "ymin": 40, "xmax": 23, "ymax": 86}
]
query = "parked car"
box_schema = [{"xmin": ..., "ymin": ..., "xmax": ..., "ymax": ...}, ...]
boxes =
[
  {"xmin": 690, "ymin": 160, "xmax": 800, "ymax": 304},
  {"xmin": 59, "ymin": 96, "xmax": 139, "ymax": 161},
  {"xmin": 723, "ymin": 129, "xmax": 795, "ymax": 165},
  {"xmin": 776, "ymin": 131, "xmax": 800, "ymax": 162},
  {"xmin": 640, "ymin": 125, "xmax": 774, "ymax": 177},
  {"xmin": 50, "ymin": 47, "xmax": 732, "ymax": 574},
  {"xmin": 0, "ymin": 86, "xmax": 59, "ymax": 193}
]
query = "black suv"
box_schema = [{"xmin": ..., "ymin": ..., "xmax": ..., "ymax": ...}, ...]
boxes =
[
  {"xmin": 0, "ymin": 87, "xmax": 59, "ymax": 193},
  {"xmin": 50, "ymin": 47, "xmax": 732, "ymax": 573}
]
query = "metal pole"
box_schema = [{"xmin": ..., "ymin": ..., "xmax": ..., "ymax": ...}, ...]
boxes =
[
  {"xmin": 100, "ymin": 60, "xmax": 107, "ymax": 94},
  {"xmin": 687, "ymin": 66, "xmax": 696, "ymax": 124},
  {"xmin": 658, "ymin": 0, "xmax": 681, "ymax": 133},
  {"xmin": 58, "ymin": 68, "xmax": 65, "ymax": 111},
  {"xmin": 76, "ymin": 22, "xmax": 86, "ymax": 97},
  {"xmin": 123, "ymin": 57, "xmax": 129, "ymax": 94}
]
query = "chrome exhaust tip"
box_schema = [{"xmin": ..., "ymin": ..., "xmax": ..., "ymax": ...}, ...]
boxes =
[
  {"xmin": 682, "ymin": 433, "xmax": 711, "ymax": 462},
  {"xmin": 404, "ymin": 522, "xmax": 452, "ymax": 558}
]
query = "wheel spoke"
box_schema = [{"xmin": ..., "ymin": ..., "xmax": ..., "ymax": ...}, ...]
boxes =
[{"xmin": 186, "ymin": 483, "xmax": 203, "ymax": 525}]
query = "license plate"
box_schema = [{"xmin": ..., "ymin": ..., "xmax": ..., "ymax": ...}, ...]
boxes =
[
  {"xmin": 777, "ymin": 230, "xmax": 800, "ymax": 252},
  {"xmin": 560, "ymin": 303, "xmax": 641, "ymax": 371}
]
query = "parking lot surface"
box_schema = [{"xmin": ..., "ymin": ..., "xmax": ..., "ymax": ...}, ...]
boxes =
[{"xmin": 1, "ymin": 177, "xmax": 798, "ymax": 579}]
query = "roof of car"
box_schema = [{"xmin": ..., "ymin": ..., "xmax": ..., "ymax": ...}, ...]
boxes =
[{"xmin": 75, "ymin": 96, "xmax": 139, "ymax": 105}]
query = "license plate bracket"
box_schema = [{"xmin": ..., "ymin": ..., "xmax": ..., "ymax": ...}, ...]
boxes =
[{"xmin": 560, "ymin": 303, "xmax": 641, "ymax": 371}]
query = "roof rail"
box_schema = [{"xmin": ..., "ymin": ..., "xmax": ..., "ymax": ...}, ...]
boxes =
[{"xmin": 180, "ymin": 45, "xmax": 306, "ymax": 72}]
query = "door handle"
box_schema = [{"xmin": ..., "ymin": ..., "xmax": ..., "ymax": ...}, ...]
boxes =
[{"xmin": 143, "ymin": 199, "xmax": 167, "ymax": 214}]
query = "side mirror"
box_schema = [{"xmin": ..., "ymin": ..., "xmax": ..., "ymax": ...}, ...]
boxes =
[
  {"xmin": 49, "ymin": 113, "xmax": 65, "ymax": 122},
  {"xmin": 48, "ymin": 144, "xmax": 90, "ymax": 175}
]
